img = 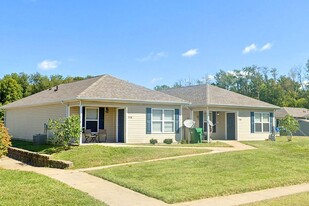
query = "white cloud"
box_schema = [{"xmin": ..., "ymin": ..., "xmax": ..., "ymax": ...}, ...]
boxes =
[
  {"xmin": 37, "ymin": 60, "xmax": 61, "ymax": 70},
  {"xmin": 138, "ymin": 52, "xmax": 167, "ymax": 62},
  {"xmin": 242, "ymin": 44, "xmax": 257, "ymax": 54},
  {"xmin": 151, "ymin": 77, "xmax": 163, "ymax": 84},
  {"xmin": 182, "ymin": 49, "xmax": 198, "ymax": 57},
  {"xmin": 260, "ymin": 43, "xmax": 273, "ymax": 51}
]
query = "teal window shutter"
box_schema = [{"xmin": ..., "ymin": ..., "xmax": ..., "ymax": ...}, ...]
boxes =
[
  {"xmin": 270, "ymin": 112, "xmax": 274, "ymax": 132},
  {"xmin": 250, "ymin": 112, "xmax": 254, "ymax": 133},
  {"xmin": 146, "ymin": 108, "xmax": 152, "ymax": 134},
  {"xmin": 175, "ymin": 109, "xmax": 180, "ymax": 133},
  {"xmin": 199, "ymin": 111, "xmax": 203, "ymax": 129},
  {"xmin": 212, "ymin": 111, "xmax": 217, "ymax": 133}
]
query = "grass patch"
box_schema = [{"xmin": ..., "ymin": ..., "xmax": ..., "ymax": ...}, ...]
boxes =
[
  {"xmin": 11, "ymin": 140, "xmax": 64, "ymax": 155},
  {"xmin": 244, "ymin": 192, "xmax": 309, "ymax": 206},
  {"xmin": 88, "ymin": 137, "xmax": 309, "ymax": 203},
  {"xmin": 52, "ymin": 145, "xmax": 210, "ymax": 169},
  {"xmin": 0, "ymin": 169, "xmax": 106, "ymax": 206},
  {"xmin": 130, "ymin": 141, "xmax": 231, "ymax": 147}
]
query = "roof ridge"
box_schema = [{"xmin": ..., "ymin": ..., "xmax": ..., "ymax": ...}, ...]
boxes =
[{"xmin": 77, "ymin": 75, "xmax": 107, "ymax": 98}]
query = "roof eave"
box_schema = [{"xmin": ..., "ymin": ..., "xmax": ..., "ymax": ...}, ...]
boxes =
[{"xmin": 188, "ymin": 103, "xmax": 280, "ymax": 110}]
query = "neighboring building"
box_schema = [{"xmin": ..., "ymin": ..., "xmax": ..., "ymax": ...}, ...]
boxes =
[
  {"xmin": 275, "ymin": 107, "xmax": 309, "ymax": 136},
  {"xmin": 162, "ymin": 85, "xmax": 279, "ymax": 141},
  {"xmin": 2, "ymin": 75, "xmax": 188, "ymax": 143}
]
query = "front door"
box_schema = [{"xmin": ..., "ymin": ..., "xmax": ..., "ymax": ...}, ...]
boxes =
[
  {"xmin": 226, "ymin": 113, "xmax": 236, "ymax": 140},
  {"xmin": 117, "ymin": 109, "xmax": 125, "ymax": 143}
]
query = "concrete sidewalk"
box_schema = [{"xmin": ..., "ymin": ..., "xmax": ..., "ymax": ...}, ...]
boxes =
[{"xmin": 1, "ymin": 157, "xmax": 309, "ymax": 206}]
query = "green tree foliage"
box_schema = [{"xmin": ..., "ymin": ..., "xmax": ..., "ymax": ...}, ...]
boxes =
[
  {"xmin": 0, "ymin": 122, "xmax": 12, "ymax": 157},
  {"xmin": 0, "ymin": 77, "xmax": 23, "ymax": 105},
  {"xmin": 48, "ymin": 115, "xmax": 81, "ymax": 146},
  {"xmin": 154, "ymin": 85, "xmax": 170, "ymax": 91},
  {"xmin": 279, "ymin": 115, "xmax": 300, "ymax": 140}
]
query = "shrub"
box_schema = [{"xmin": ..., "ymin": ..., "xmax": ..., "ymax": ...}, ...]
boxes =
[
  {"xmin": 279, "ymin": 115, "xmax": 300, "ymax": 141},
  {"xmin": 163, "ymin": 138, "xmax": 173, "ymax": 144},
  {"xmin": 0, "ymin": 122, "xmax": 12, "ymax": 157},
  {"xmin": 181, "ymin": 139, "xmax": 188, "ymax": 144},
  {"xmin": 48, "ymin": 115, "xmax": 81, "ymax": 146},
  {"xmin": 150, "ymin": 138, "xmax": 158, "ymax": 145}
]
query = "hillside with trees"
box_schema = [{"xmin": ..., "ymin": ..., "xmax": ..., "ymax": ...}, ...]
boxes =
[{"xmin": 155, "ymin": 60, "xmax": 309, "ymax": 109}]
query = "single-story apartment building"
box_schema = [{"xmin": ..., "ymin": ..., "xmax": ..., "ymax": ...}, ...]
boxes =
[
  {"xmin": 275, "ymin": 107, "xmax": 309, "ymax": 136},
  {"xmin": 2, "ymin": 75, "xmax": 188, "ymax": 144},
  {"xmin": 162, "ymin": 84, "xmax": 279, "ymax": 141},
  {"xmin": 2, "ymin": 74, "xmax": 279, "ymax": 143}
]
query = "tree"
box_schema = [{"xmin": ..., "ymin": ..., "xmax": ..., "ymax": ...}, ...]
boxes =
[
  {"xmin": 279, "ymin": 115, "xmax": 300, "ymax": 141},
  {"xmin": 0, "ymin": 77, "xmax": 23, "ymax": 105},
  {"xmin": 154, "ymin": 85, "xmax": 170, "ymax": 91}
]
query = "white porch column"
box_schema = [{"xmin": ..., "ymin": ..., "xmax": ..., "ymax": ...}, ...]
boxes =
[
  {"xmin": 189, "ymin": 110, "xmax": 194, "ymax": 143},
  {"xmin": 206, "ymin": 107, "xmax": 210, "ymax": 143},
  {"xmin": 79, "ymin": 101, "xmax": 83, "ymax": 145},
  {"xmin": 179, "ymin": 105, "xmax": 183, "ymax": 142}
]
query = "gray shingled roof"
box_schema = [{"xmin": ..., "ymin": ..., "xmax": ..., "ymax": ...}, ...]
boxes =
[
  {"xmin": 2, "ymin": 75, "xmax": 188, "ymax": 109},
  {"xmin": 275, "ymin": 107, "xmax": 309, "ymax": 118},
  {"xmin": 162, "ymin": 84, "xmax": 279, "ymax": 109}
]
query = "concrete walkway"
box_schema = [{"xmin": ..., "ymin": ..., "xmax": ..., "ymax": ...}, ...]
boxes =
[
  {"xmin": 0, "ymin": 157, "xmax": 167, "ymax": 206},
  {"xmin": 1, "ymin": 157, "xmax": 309, "ymax": 206},
  {"xmin": 79, "ymin": 141, "xmax": 255, "ymax": 172}
]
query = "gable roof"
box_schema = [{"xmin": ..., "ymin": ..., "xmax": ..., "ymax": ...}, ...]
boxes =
[
  {"xmin": 2, "ymin": 75, "xmax": 188, "ymax": 109},
  {"xmin": 275, "ymin": 107, "xmax": 309, "ymax": 118},
  {"xmin": 162, "ymin": 84, "xmax": 279, "ymax": 109}
]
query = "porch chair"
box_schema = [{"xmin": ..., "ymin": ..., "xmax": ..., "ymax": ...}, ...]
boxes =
[
  {"xmin": 84, "ymin": 129, "xmax": 98, "ymax": 143},
  {"xmin": 98, "ymin": 129, "xmax": 107, "ymax": 143}
]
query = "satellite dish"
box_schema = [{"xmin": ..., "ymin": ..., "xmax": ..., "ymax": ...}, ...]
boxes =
[{"xmin": 184, "ymin": 119, "xmax": 195, "ymax": 128}]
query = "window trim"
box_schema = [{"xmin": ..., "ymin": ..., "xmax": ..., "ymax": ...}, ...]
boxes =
[
  {"xmin": 151, "ymin": 108, "xmax": 175, "ymax": 134},
  {"xmin": 203, "ymin": 111, "xmax": 217, "ymax": 133},
  {"xmin": 85, "ymin": 107, "xmax": 99, "ymax": 133},
  {"xmin": 254, "ymin": 112, "xmax": 270, "ymax": 133}
]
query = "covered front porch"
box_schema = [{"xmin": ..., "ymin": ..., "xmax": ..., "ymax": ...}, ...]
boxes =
[
  {"xmin": 69, "ymin": 104, "xmax": 127, "ymax": 144},
  {"xmin": 183, "ymin": 109, "xmax": 238, "ymax": 141}
]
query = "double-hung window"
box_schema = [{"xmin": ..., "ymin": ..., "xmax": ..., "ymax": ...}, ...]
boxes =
[
  {"xmin": 85, "ymin": 108, "xmax": 99, "ymax": 132},
  {"xmin": 254, "ymin": 112, "xmax": 270, "ymax": 132},
  {"xmin": 152, "ymin": 109, "xmax": 175, "ymax": 133}
]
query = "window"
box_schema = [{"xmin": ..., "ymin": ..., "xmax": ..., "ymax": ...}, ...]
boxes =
[
  {"xmin": 203, "ymin": 111, "xmax": 217, "ymax": 133},
  {"xmin": 152, "ymin": 109, "xmax": 175, "ymax": 133},
  {"xmin": 254, "ymin": 112, "xmax": 270, "ymax": 132},
  {"xmin": 85, "ymin": 108, "xmax": 99, "ymax": 132}
]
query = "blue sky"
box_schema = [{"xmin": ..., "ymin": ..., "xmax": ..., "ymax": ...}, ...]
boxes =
[{"xmin": 1, "ymin": 0, "xmax": 309, "ymax": 88}]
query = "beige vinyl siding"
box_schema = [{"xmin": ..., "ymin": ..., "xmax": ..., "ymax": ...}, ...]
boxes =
[
  {"xmin": 237, "ymin": 110, "xmax": 273, "ymax": 141},
  {"xmin": 211, "ymin": 111, "xmax": 225, "ymax": 140},
  {"xmin": 104, "ymin": 107, "xmax": 116, "ymax": 142},
  {"xmin": 5, "ymin": 104, "xmax": 66, "ymax": 141},
  {"xmin": 70, "ymin": 106, "xmax": 79, "ymax": 116},
  {"xmin": 127, "ymin": 105, "xmax": 181, "ymax": 143}
]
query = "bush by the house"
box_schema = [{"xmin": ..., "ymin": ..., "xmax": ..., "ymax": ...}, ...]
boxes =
[
  {"xmin": 48, "ymin": 115, "xmax": 81, "ymax": 147},
  {"xmin": 163, "ymin": 138, "xmax": 173, "ymax": 144},
  {"xmin": 150, "ymin": 138, "xmax": 158, "ymax": 145},
  {"xmin": 0, "ymin": 122, "xmax": 11, "ymax": 157}
]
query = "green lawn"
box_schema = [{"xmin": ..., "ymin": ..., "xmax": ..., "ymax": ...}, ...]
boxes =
[
  {"xmin": 88, "ymin": 137, "xmax": 309, "ymax": 203},
  {"xmin": 244, "ymin": 192, "xmax": 309, "ymax": 206},
  {"xmin": 11, "ymin": 139, "xmax": 64, "ymax": 155},
  {"xmin": 0, "ymin": 169, "xmax": 106, "ymax": 206},
  {"xmin": 130, "ymin": 141, "xmax": 232, "ymax": 147},
  {"xmin": 52, "ymin": 145, "xmax": 210, "ymax": 169}
]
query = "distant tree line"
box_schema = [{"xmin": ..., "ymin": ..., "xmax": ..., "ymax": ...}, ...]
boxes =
[
  {"xmin": 155, "ymin": 59, "xmax": 309, "ymax": 108},
  {"xmin": 0, "ymin": 73, "xmax": 92, "ymax": 119}
]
